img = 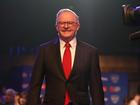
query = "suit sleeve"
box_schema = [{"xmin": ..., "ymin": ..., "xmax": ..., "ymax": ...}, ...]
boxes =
[
  {"xmin": 89, "ymin": 49, "xmax": 105, "ymax": 105},
  {"xmin": 26, "ymin": 47, "xmax": 45, "ymax": 105}
]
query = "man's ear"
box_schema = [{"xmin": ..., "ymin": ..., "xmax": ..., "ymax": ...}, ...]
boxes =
[
  {"xmin": 77, "ymin": 24, "xmax": 80, "ymax": 31},
  {"xmin": 55, "ymin": 24, "xmax": 58, "ymax": 31}
]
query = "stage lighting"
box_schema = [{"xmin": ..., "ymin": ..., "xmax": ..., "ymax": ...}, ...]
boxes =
[{"xmin": 122, "ymin": 4, "xmax": 140, "ymax": 26}]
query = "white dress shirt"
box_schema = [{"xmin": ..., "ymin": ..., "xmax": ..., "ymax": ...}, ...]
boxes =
[{"xmin": 59, "ymin": 37, "xmax": 77, "ymax": 68}]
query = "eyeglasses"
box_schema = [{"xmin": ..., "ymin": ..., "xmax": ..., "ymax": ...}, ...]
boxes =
[{"xmin": 57, "ymin": 21, "xmax": 78, "ymax": 26}]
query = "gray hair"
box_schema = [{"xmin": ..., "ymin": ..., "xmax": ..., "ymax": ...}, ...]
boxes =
[
  {"xmin": 56, "ymin": 8, "xmax": 79, "ymax": 25},
  {"xmin": 5, "ymin": 88, "xmax": 17, "ymax": 96}
]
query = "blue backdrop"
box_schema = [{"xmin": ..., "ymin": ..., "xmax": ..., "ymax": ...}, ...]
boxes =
[{"xmin": 102, "ymin": 72, "xmax": 128, "ymax": 105}]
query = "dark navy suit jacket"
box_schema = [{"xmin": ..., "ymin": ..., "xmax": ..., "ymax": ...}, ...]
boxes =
[{"xmin": 26, "ymin": 37, "xmax": 105, "ymax": 105}]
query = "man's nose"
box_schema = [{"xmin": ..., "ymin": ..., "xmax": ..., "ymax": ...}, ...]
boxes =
[{"xmin": 63, "ymin": 23, "xmax": 69, "ymax": 28}]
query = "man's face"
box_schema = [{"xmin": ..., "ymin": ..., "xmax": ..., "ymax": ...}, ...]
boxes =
[{"xmin": 56, "ymin": 11, "xmax": 80, "ymax": 42}]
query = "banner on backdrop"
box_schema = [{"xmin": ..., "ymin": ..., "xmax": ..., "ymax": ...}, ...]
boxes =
[{"xmin": 102, "ymin": 72, "xmax": 128, "ymax": 105}]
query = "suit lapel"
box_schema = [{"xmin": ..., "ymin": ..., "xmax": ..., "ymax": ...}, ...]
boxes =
[
  {"xmin": 53, "ymin": 38, "xmax": 66, "ymax": 80},
  {"xmin": 69, "ymin": 40, "xmax": 81, "ymax": 79}
]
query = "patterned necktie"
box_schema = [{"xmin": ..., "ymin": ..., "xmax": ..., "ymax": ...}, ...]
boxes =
[{"xmin": 62, "ymin": 42, "xmax": 71, "ymax": 105}]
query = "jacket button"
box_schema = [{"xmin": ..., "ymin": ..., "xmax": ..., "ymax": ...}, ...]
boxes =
[{"xmin": 65, "ymin": 80, "xmax": 69, "ymax": 87}]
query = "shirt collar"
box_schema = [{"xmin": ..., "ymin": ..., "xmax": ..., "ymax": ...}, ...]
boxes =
[{"xmin": 59, "ymin": 37, "xmax": 77, "ymax": 49}]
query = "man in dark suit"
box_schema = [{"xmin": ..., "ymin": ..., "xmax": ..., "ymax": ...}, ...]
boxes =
[{"xmin": 26, "ymin": 9, "xmax": 105, "ymax": 105}]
